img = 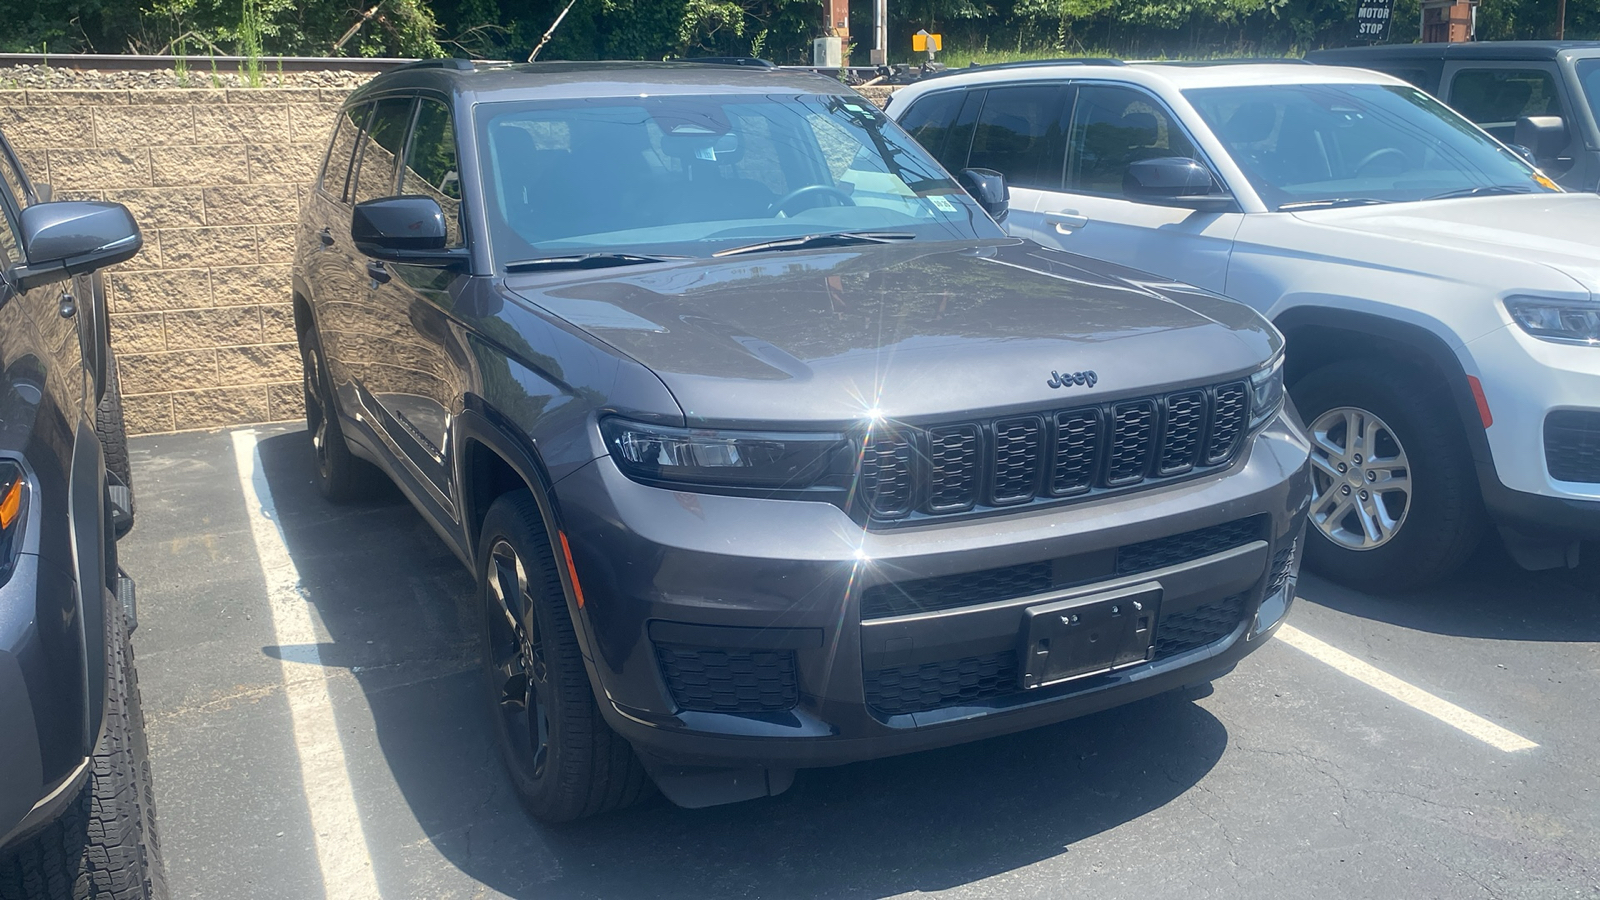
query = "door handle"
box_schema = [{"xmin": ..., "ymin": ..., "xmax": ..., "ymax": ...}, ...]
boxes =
[
  {"xmin": 317, "ymin": 227, "xmax": 334, "ymax": 248},
  {"xmin": 1044, "ymin": 211, "xmax": 1089, "ymax": 232},
  {"xmin": 367, "ymin": 260, "xmax": 391, "ymax": 287}
]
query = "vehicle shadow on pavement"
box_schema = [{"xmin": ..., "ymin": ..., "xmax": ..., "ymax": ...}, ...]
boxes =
[
  {"xmin": 1299, "ymin": 537, "xmax": 1600, "ymax": 643},
  {"xmin": 255, "ymin": 430, "xmax": 1229, "ymax": 899}
]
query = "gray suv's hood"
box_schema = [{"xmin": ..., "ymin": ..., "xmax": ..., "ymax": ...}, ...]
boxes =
[{"xmin": 507, "ymin": 240, "xmax": 1278, "ymax": 427}]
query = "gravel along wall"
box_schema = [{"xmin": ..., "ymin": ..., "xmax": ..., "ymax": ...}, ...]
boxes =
[{"xmin": 0, "ymin": 78, "xmax": 365, "ymax": 434}]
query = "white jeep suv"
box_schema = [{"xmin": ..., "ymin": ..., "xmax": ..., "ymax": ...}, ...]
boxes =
[{"xmin": 887, "ymin": 60, "xmax": 1600, "ymax": 589}]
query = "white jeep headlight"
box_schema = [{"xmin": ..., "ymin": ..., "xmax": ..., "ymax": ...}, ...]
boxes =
[{"xmin": 1506, "ymin": 298, "xmax": 1600, "ymax": 345}]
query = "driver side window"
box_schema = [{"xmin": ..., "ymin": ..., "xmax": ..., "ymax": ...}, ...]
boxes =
[{"xmin": 1065, "ymin": 85, "xmax": 1200, "ymax": 197}]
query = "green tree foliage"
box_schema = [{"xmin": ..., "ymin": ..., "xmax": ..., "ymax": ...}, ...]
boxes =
[{"xmin": 0, "ymin": 0, "xmax": 1594, "ymax": 60}]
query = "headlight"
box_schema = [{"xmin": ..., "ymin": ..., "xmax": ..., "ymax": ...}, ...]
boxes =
[
  {"xmin": 600, "ymin": 418, "xmax": 850, "ymax": 489},
  {"xmin": 1506, "ymin": 298, "xmax": 1600, "ymax": 345},
  {"xmin": 1248, "ymin": 354, "xmax": 1285, "ymax": 429},
  {"xmin": 0, "ymin": 461, "xmax": 26, "ymax": 586}
]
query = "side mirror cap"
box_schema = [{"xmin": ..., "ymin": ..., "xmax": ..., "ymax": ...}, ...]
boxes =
[
  {"xmin": 7, "ymin": 201, "xmax": 142, "ymax": 293},
  {"xmin": 352, "ymin": 196, "xmax": 455, "ymax": 262},
  {"xmin": 1124, "ymin": 157, "xmax": 1235, "ymax": 210},
  {"xmin": 1514, "ymin": 115, "xmax": 1567, "ymax": 162},
  {"xmin": 957, "ymin": 167, "xmax": 1010, "ymax": 223}
]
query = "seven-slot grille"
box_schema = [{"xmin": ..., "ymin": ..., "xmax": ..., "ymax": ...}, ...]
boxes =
[{"xmin": 860, "ymin": 381, "xmax": 1251, "ymax": 520}]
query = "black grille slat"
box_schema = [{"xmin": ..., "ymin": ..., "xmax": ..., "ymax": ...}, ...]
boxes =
[
  {"xmin": 861, "ymin": 561, "xmax": 1053, "ymax": 619},
  {"xmin": 1115, "ymin": 516, "xmax": 1266, "ymax": 575},
  {"xmin": 1159, "ymin": 390, "xmax": 1206, "ymax": 475},
  {"xmin": 859, "ymin": 378, "xmax": 1251, "ymax": 522},
  {"xmin": 1051, "ymin": 408, "xmax": 1101, "ymax": 496},
  {"xmin": 1545, "ymin": 411, "xmax": 1600, "ymax": 484},
  {"xmin": 656, "ymin": 644, "xmax": 799, "ymax": 713},
  {"xmin": 1205, "ymin": 382, "xmax": 1249, "ymax": 465},
  {"xmin": 1107, "ymin": 401, "xmax": 1156, "ymax": 486},
  {"xmin": 927, "ymin": 425, "xmax": 980, "ymax": 511},
  {"xmin": 861, "ymin": 432, "xmax": 914, "ymax": 517},
  {"xmin": 865, "ymin": 651, "xmax": 1019, "ymax": 715},
  {"xmin": 992, "ymin": 416, "xmax": 1044, "ymax": 505},
  {"xmin": 1153, "ymin": 593, "xmax": 1248, "ymax": 658}
]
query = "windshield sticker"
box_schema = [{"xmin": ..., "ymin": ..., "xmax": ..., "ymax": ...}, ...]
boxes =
[{"xmin": 928, "ymin": 195, "xmax": 958, "ymax": 212}]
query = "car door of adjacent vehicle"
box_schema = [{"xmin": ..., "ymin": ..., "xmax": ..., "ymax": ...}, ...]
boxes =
[
  {"xmin": 364, "ymin": 95, "xmax": 470, "ymax": 514},
  {"xmin": 1441, "ymin": 61, "xmax": 1591, "ymax": 188},
  {"xmin": 896, "ymin": 84, "xmax": 1072, "ymax": 240},
  {"xmin": 1028, "ymin": 83, "xmax": 1242, "ymax": 294}
]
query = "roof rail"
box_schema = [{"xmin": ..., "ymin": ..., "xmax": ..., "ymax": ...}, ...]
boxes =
[
  {"xmin": 679, "ymin": 56, "xmax": 779, "ymax": 68},
  {"xmin": 1141, "ymin": 58, "xmax": 1311, "ymax": 66},
  {"xmin": 925, "ymin": 57, "xmax": 1125, "ymax": 78},
  {"xmin": 388, "ymin": 57, "xmax": 477, "ymax": 72}
]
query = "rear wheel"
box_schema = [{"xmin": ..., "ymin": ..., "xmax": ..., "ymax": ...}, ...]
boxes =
[
  {"xmin": 299, "ymin": 329, "xmax": 379, "ymax": 503},
  {"xmin": 1292, "ymin": 358, "xmax": 1484, "ymax": 591},
  {"xmin": 96, "ymin": 359, "xmax": 134, "ymax": 536},
  {"xmin": 0, "ymin": 599, "xmax": 167, "ymax": 899},
  {"xmin": 476, "ymin": 491, "xmax": 651, "ymax": 822}
]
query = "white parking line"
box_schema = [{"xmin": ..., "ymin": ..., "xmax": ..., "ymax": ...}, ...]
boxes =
[
  {"xmin": 231, "ymin": 430, "xmax": 382, "ymax": 898},
  {"xmin": 1275, "ymin": 623, "xmax": 1538, "ymax": 753}
]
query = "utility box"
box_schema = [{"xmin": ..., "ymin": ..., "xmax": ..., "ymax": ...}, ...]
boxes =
[{"xmin": 813, "ymin": 36, "xmax": 843, "ymax": 68}]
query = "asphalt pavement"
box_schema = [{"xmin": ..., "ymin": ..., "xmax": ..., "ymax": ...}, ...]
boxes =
[{"xmin": 122, "ymin": 425, "xmax": 1600, "ymax": 899}]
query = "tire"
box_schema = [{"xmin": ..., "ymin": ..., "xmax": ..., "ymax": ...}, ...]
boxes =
[
  {"xmin": 1292, "ymin": 357, "xmax": 1485, "ymax": 591},
  {"xmin": 476, "ymin": 491, "xmax": 652, "ymax": 822},
  {"xmin": 95, "ymin": 359, "xmax": 133, "ymax": 528},
  {"xmin": 298, "ymin": 328, "xmax": 380, "ymax": 503},
  {"xmin": 0, "ymin": 596, "xmax": 167, "ymax": 900}
]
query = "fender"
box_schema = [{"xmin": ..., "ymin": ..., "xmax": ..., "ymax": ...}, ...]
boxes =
[
  {"xmin": 451, "ymin": 404, "xmax": 603, "ymax": 666},
  {"xmin": 66, "ymin": 417, "xmax": 109, "ymax": 755},
  {"xmin": 1273, "ymin": 306, "xmax": 1501, "ymax": 496}
]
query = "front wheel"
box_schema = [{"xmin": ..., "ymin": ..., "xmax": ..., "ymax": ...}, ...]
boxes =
[
  {"xmin": 1292, "ymin": 358, "xmax": 1485, "ymax": 591},
  {"xmin": 476, "ymin": 491, "xmax": 651, "ymax": 822},
  {"xmin": 0, "ymin": 599, "xmax": 167, "ymax": 899}
]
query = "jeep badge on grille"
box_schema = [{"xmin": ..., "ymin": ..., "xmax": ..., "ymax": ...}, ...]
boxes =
[{"xmin": 1047, "ymin": 370, "xmax": 1098, "ymax": 389}]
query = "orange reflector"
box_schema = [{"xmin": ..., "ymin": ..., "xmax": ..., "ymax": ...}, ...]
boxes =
[
  {"xmin": 0, "ymin": 479, "xmax": 20, "ymax": 530},
  {"xmin": 1468, "ymin": 375, "xmax": 1493, "ymax": 428},
  {"xmin": 558, "ymin": 531, "xmax": 586, "ymax": 608}
]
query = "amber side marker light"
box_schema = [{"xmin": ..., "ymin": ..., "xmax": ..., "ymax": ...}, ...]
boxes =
[
  {"xmin": 0, "ymin": 477, "xmax": 21, "ymax": 531},
  {"xmin": 558, "ymin": 531, "xmax": 587, "ymax": 608}
]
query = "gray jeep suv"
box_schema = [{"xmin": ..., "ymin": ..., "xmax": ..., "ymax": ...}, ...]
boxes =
[{"xmin": 292, "ymin": 59, "xmax": 1311, "ymax": 821}]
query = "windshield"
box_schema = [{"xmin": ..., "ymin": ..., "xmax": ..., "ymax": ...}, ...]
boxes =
[
  {"xmin": 475, "ymin": 92, "xmax": 999, "ymax": 265},
  {"xmin": 1578, "ymin": 58, "xmax": 1600, "ymax": 136},
  {"xmin": 1184, "ymin": 83, "xmax": 1555, "ymax": 210}
]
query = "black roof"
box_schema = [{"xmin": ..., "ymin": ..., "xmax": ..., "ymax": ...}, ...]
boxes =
[{"xmin": 1308, "ymin": 40, "xmax": 1600, "ymax": 63}]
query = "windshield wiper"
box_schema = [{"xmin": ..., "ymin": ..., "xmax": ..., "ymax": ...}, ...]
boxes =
[
  {"xmin": 1424, "ymin": 185, "xmax": 1540, "ymax": 201},
  {"xmin": 711, "ymin": 231, "xmax": 916, "ymax": 258},
  {"xmin": 1277, "ymin": 198, "xmax": 1392, "ymax": 211},
  {"xmin": 504, "ymin": 252, "xmax": 687, "ymax": 272}
]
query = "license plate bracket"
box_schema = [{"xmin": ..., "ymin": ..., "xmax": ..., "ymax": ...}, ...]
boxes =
[{"xmin": 1020, "ymin": 583, "xmax": 1161, "ymax": 689}]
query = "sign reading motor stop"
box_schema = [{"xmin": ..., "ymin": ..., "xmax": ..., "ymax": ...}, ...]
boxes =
[{"xmin": 1354, "ymin": 0, "xmax": 1394, "ymax": 42}]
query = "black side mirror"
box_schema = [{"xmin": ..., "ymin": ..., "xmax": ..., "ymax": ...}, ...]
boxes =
[
  {"xmin": 1514, "ymin": 115, "xmax": 1567, "ymax": 162},
  {"xmin": 1124, "ymin": 157, "xmax": 1233, "ymax": 210},
  {"xmin": 957, "ymin": 168, "xmax": 1009, "ymax": 223},
  {"xmin": 352, "ymin": 196, "xmax": 463, "ymax": 265},
  {"xmin": 7, "ymin": 201, "xmax": 142, "ymax": 293}
]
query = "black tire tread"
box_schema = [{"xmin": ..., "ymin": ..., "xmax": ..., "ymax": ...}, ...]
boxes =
[
  {"xmin": 1293, "ymin": 357, "xmax": 1485, "ymax": 591},
  {"xmin": 480, "ymin": 491, "xmax": 653, "ymax": 822},
  {"xmin": 0, "ymin": 597, "xmax": 167, "ymax": 900}
]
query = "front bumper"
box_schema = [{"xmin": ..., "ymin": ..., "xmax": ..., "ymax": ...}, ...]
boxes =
[
  {"xmin": 1468, "ymin": 323, "xmax": 1600, "ymax": 513},
  {"xmin": 554, "ymin": 414, "xmax": 1310, "ymax": 772}
]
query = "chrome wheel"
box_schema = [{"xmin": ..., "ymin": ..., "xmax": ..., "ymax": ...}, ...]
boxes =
[
  {"xmin": 484, "ymin": 538, "xmax": 550, "ymax": 780},
  {"xmin": 1308, "ymin": 406, "xmax": 1412, "ymax": 550}
]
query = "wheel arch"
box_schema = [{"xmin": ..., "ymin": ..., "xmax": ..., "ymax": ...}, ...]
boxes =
[
  {"xmin": 454, "ymin": 406, "xmax": 602, "ymax": 665},
  {"xmin": 1273, "ymin": 306, "xmax": 1494, "ymax": 471}
]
